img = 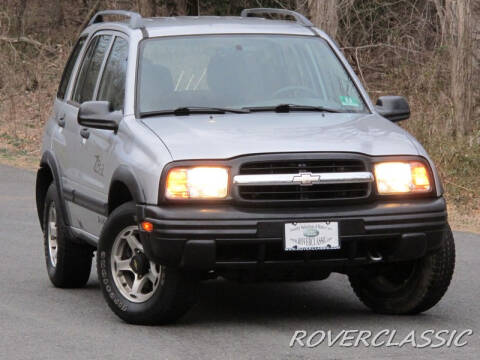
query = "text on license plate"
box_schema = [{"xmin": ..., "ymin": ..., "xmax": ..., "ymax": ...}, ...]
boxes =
[{"xmin": 284, "ymin": 221, "xmax": 339, "ymax": 251}]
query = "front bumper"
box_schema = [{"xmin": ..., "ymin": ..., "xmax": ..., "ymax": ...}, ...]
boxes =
[{"xmin": 137, "ymin": 197, "xmax": 448, "ymax": 270}]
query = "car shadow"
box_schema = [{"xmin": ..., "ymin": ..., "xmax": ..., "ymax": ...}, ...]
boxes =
[
  {"xmin": 77, "ymin": 273, "xmax": 440, "ymax": 327},
  {"xmin": 180, "ymin": 276, "xmax": 374, "ymax": 325}
]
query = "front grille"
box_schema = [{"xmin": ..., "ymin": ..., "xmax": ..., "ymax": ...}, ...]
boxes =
[
  {"xmin": 239, "ymin": 183, "xmax": 369, "ymax": 200},
  {"xmin": 237, "ymin": 158, "xmax": 370, "ymax": 202},
  {"xmin": 239, "ymin": 159, "xmax": 365, "ymax": 175}
]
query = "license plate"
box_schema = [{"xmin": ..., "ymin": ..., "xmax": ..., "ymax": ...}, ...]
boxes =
[{"xmin": 284, "ymin": 221, "xmax": 339, "ymax": 251}]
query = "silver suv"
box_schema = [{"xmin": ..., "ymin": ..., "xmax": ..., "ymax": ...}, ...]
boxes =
[{"xmin": 36, "ymin": 9, "xmax": 455, "ymax": 324}]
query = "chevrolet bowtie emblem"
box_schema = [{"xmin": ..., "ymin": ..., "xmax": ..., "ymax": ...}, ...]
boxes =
[{"xmin": 292, "ymin": 172, "xmax": 320, "ymax": 186}]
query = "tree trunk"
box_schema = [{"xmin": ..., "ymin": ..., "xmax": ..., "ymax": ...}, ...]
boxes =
[
  {"xmin": 307, "ymin": 0, "xmax": 338, "ymax": 39},
  {"xmin": 150, "ymin": 0, "xmax": 157, "ymax": 17},
  {"xmin": 55, "ymin": 0, "xmax": 64, "ymax": 26},
  {"xmin": 165, "ymin": 0, "xmax": 189, "ymax": 16},
  {"xmin": 446, "ymin": 0, "xmax": 474, "ymax": 136},
  {"xmin": 471, "ymin": 1, "xmax": 479, "ymax": 129},
  {"xmin": 136, "ymin": 0, "xmax": 158, "ymax": 17},
  {"xmin": 14, "ymin": 0, "xmax": 28, "ymax": 36}
]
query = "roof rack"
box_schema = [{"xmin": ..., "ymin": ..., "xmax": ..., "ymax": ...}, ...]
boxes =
[
  {"xmin": 241, "ymin": 8, "xmax": 313, "ymax": 27},
  {"xmin": 88, "ymin": 10, "xmax": 143, "ymax": 29}
]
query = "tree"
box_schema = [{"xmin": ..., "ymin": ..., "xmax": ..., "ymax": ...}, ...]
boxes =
[
  {"xmin": 433, "ymin": 0, "xmax": 475, "ymax": 136},
  {"xmin": 14, "ymin": 0, "xmax": 28, "ymax": 36},
  {"xmin": 55, "ymin": 0, "xmax": 65, "ymax": 26},
  {"xmin": 307, "ymin": 0, "xmax": 338, "ymax": 38}
]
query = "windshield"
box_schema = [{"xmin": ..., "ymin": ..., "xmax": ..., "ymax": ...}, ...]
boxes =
[{"xmin": 137, "ymin": 35, "xmax": 368, "ymax": 115}]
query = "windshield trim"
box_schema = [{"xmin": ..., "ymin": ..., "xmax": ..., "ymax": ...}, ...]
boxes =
[{"xmin": 134, "ymin": 33, "xmax": 373, "ymax": 119}]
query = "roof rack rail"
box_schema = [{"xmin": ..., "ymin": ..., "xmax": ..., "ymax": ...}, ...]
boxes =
[
  {"xmin": 241, "ymin": 8, "xmax": 313, "ymax": 27},
  {"xmin": 88, "ymin": 10, "xmax": 143, "ymax": 29}
]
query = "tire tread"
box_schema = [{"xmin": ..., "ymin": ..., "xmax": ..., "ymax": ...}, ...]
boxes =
[
  {"xmin": 349, "ymin": 226, "xmax": 455, "ymax": 315},
  {"xmin": 97, "ymin": 202, "xmax": 198, "ymax": 325},
  {"xmin": 44, "ymin": 184, "xmax": 93, "ymax": 288}
]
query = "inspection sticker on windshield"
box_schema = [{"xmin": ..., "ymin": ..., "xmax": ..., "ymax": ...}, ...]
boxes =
[
  {"xmin": 340, "ymin": 96, "xmax": 361, "ymax": 107},
  {"xmin": 285, "ymin": 222, "xmax": 339, "ymax": 251}
]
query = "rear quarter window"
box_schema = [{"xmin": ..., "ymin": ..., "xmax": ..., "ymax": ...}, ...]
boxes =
[
  {"xmin": 72, "ymin": 35, "xmax": 112, "ymax": 104},
  {"xmin": 97, "ymin": 37, "xmax": 129, "ymax": 111},
  {"xmin": 57, "ymin": 36, "xmax": 86, "ymax": 100}
]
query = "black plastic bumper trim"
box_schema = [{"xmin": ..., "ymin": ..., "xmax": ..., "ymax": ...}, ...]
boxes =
[{"xmin": 138, "ymin": 198, "xmax": 447, "ymax": 269}]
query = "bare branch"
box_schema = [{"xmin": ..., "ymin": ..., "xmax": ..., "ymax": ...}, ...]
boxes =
[
  {"xmin": 341, "ymin": 43, "xmax": 421, "ymax": 53},
  {"xmin": 0, "ymin": 35, "xmax": 56, "ymax": 54},
  {"xmin": 77, "ymin": 0, "xmax": 102, "ymax": 38}
]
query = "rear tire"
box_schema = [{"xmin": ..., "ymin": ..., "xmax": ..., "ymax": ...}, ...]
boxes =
[
  {"xmin": 43, "ymin": 183, "xmax": 93, "ymax": 288},
  {"xmin": 349, "ymin": 226, "xmax": 455, "ymax": 314},
  {"xmin": 97, "ymin": 202, "xmax": 199, "ymax": 325}
]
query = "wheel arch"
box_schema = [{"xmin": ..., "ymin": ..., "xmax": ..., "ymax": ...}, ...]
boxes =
[
  {"xmin": 37, "ymin": 151, "xmax": 71, "ymax": 230},
  {"xmin": 108, "ymin": 165, "xmax": 146, "ymax": 214}
]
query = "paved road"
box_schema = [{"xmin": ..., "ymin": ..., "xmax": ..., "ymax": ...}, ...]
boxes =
[{"xmin": 0, "ymin": 164, "xmax": 479, "ymax": 360}]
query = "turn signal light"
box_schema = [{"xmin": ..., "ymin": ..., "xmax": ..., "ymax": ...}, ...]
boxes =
[{"xmin": 141, "ymin": 221, "xmax": 154, "ymax": 232}]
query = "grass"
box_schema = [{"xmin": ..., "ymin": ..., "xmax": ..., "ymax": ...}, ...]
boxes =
[
  {"xmin": 0, "ymin": 148, "xmax": 38, "ymax": 169},
  {"xmin": 426, "ymin": 138, "xmax": 480, "ymax": 233}
]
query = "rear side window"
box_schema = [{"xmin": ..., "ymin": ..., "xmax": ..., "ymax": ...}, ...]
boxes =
[
  {"xmin": 72, "ymin": 35, "xmax": 112, "ymax": 104},
  {"xmin": 57, "ymin": 36, "xmax": 86, "ymax": 99},
  {"xmin": 97, "ymin": 37, "xmax": 128, "ymax": 111}
]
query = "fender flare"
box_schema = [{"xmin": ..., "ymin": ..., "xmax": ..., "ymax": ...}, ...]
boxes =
[
  {"xmin": 109, "ymin": 165, "xmax": 146, "ymax": 206},
  {"xmin": 38, "ymin": 151, "xmax": 72, "ymax": 229}
]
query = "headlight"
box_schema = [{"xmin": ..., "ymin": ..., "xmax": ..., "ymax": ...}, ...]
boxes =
[
  {"xmin": 374, "ymin": 161, "xmax": 431, "ymax": 194},
  {"xmin": 165, "ymin": 166, "xmax": 229, "ymax": 199}
]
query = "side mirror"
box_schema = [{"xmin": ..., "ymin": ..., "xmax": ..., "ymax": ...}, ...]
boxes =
[
  {"xmin": 375, "ymin": 96, "xmax": 410, "ymax": 122},
  {"xmin": 78, "ymin": 101, "xmax": 121, "ymax": 131}
]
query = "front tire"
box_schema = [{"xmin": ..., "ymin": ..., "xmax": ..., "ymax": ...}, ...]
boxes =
[
  {"xmin": 349, "ymin": 226, "xmax": 455, "ymax": 315},
  {"xmin": 43, "ymin": 183, "xmax": 93, "ymax": 288},
  {"xmin": 97, "ymin": 202, "xmax": 199, "ymax": 325}
]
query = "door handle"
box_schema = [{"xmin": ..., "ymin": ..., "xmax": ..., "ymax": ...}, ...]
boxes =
[
  {"xmin": 57, "ymin": 113, "xmax": 66, "ymax": 128},
  {"xmin": 80, "ymin": 128, "xmax": 90, "ymax": 139}
]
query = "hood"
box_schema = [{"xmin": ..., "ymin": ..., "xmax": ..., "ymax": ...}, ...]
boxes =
[{"xmin": 141, "ymin": 112, "xmax": 420, "ymax": 160}]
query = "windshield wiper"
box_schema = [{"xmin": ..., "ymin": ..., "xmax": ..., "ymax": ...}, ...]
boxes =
[
  {"xmin": 140, "ymin": 106, "xmax": 250, "ymax": 118},
  {"xmin": 244, "ymin": 104, "xmax": 341, "ymax": 113}
]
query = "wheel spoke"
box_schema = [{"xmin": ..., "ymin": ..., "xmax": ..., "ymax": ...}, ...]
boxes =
[
  {"xmin": 130, "ymin": 275, "xmax": 148, "ymax": 296},
  {"xmin": 147, "ymin": 273, "xmax": 157, "ymax": 284},
  {"xmin": 149, "ymin": 262, "xmax": 159, "ymax": 277},
  {"xmin": 147, "ymin": 263, "xmax": 161, "ymax": 285},
  {"xmin": 114, "ymin": 256, "xmax": 132, "ymax": 272},
  {"xmin": 125, "ymin": 233, "xmax": 142, "ymax": 252},
  {"xmin": 49, "ymin": 222, "xmax": 57, "ymax": 239}
]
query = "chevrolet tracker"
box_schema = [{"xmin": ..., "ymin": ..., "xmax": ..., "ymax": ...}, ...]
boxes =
[{"xmin": 36, "ymin": 9, "xmax": 455, "ymax": 324}]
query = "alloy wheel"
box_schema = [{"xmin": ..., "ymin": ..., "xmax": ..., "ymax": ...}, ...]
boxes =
[
  {"xmin": 110, "ymin": 226, "xmax": 161, "ymax": 303},
  {"xmin": 47, "ymin": 201, "xmax": 58, "ymax": 267}
]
